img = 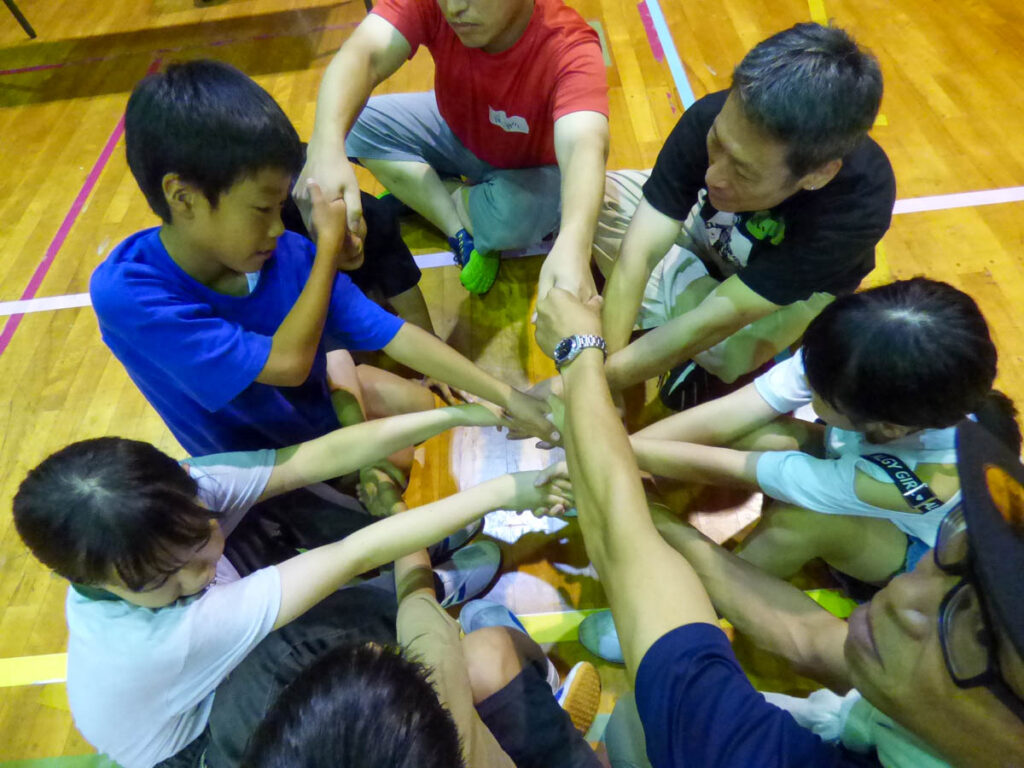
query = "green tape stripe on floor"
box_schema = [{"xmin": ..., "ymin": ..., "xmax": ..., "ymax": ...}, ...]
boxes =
[{"xmin": 0, "ymin": 756, "xmax": 118, "ymax": 768}]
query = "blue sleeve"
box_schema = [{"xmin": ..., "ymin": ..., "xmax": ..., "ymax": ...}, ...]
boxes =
[
  {"xmin": 90, "ymin": 262, "xmax": 271, "ymax": 412},
  {"xmin": 325, "ymin": 272, "xmax": 405, "ymax": 351},
  {"xmin": 635, "ymin": 624, "xmax": 864, "ymax": 768}
]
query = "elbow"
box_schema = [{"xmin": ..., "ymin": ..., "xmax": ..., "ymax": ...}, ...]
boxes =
[{"xmin": 261, "ymin": 352, "xmax": 316, "ymax": 387}]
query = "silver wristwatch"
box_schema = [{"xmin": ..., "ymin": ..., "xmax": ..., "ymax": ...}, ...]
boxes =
[{"xmin": 553, "ymin": 334, "xmax": 607, "ymax": 370}]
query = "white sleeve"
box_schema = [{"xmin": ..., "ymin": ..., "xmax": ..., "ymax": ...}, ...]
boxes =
[
  {"xmin": 756, "ymin": 450, "xmax": 873, "ymax": 518},
  {"xmin": 165, "ymin": 566, "xmax": 282, "ymax": 711},
  {"xmin": 184, "ymin": 449, "xmax": 276, "ymax": 535},
  {"xmin": 753, "ymin": 350, "xmax": 813, "ymax": 415}
]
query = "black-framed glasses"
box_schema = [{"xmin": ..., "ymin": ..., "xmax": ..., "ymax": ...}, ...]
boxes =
[{"xmin": 934, "ymin": 504, "xmax": 1024, "ymax": 721}]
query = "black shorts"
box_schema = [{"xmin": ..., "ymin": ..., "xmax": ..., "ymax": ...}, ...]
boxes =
[
  {"xmin": 477, "ymin": 663, "xmax": 602, "ymax": 768},
  {"xmin": 281, "ymin": 189, "xmax": 421, "ymax": 301}
]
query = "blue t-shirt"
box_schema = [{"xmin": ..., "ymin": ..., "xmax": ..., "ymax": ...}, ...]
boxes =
[
  {"xmin": 635, "ymin": 624, "xmax": 882, "ymax": 768},
  {"xmin": 90, "ymin": 228, "xmax": 404, "ymax": 455}
]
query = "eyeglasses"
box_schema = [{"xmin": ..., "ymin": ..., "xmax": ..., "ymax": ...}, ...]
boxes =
[{"xmin": 934, "ymin": 504, "xmax": 1024, "ymax": 721}]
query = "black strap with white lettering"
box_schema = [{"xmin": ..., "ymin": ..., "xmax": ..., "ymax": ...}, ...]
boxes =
[{"xmin": 862, "ymin": 453, "xmax": 944, "ymax": 514}]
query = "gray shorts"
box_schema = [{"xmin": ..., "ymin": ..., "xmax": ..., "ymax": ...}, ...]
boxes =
[{"xmin": 346, "ymin": 91, "xmax": 562, "ymax": 252}]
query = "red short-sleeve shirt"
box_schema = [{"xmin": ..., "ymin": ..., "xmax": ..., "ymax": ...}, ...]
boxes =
[{"xmin": 373, "ymin": 0, "xmax": 608, "ymax": 168}]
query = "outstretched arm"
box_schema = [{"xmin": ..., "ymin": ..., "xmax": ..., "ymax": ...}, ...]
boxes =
[
  {"xmin": 600, "ymin": 198, "xmax": 683, "ymax": 353},
  {"xmin": 605, "ymin": 274, "xmax": 779, "ymax": 391},
  {"xmin": 538, "ymin": 288, "xmax": 718, "ymax": 679},
  {"xmin": 648, "ymin": 507, "xmax": 852, "ymax": 692},
  {"xmin": 273, "ymin": 470, "xmax": 569, "ymax": 629},
  {"xmin": 261, "ymin": 403, "xmax": 502, "ymax": 501},
  {"xmin": 383, "ymin": 323, "xmax": 557, "ymax": 443},
  {"xmin": 537, "ymin": 111, "xmax": 610, "ymax": 302}
]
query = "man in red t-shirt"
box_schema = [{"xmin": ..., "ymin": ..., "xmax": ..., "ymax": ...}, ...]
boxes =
[{"xmin": 298, "ymin": 0, "xmax": 609, "ymax": 296}]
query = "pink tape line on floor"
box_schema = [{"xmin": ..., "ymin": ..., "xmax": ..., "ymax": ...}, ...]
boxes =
[{"xmin": 0, "ymin": 59, "xmax": 161, "ymax": 359}]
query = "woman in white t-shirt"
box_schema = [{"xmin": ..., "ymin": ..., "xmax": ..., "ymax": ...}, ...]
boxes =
[{"xmin": 629, "ymin": 278, "xmax": 1020, "ymax": 585}]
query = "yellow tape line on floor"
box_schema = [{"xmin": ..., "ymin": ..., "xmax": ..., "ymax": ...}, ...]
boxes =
[{"xmin": 0, "ymin": 653, "xmax": 67, "ymax": 688}]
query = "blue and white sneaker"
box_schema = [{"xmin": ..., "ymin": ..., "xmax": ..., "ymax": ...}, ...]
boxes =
[
  {"xmin": 429, "ymin": 518, "xmax": 484, "ymax": 564},
  {"xmin": 436, "ymin": 540, "xmax": 502, "ymax": 608},
  {"xmin": 577, "ymin": 609, "xmax": 624, "ymax": 664},
  {"xmin": 459, "ymin": 598, "xmax": 528, "ymax": 635}
]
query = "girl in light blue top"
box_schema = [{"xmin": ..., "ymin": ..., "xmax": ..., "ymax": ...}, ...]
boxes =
[{"xmin": 630, "ymin": 278, "xmax": 1020, "ymax": 585}]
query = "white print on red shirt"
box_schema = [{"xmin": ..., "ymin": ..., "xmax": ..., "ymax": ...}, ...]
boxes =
[{"xmin": 488, "ymin": 107, "xmax": 530, "ymax": 134}]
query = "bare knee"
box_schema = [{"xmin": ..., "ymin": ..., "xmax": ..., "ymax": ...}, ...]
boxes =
[{"xmin": 462, "ymin": 626, "xmax": 527, "ymax": 703}]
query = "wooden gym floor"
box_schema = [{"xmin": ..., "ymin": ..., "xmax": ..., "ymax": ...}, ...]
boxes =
[{"xmin": 1, "ymin": 0, "xmax": 1024, "ymax": 762}]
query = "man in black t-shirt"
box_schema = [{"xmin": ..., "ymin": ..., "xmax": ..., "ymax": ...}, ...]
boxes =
[{"xmin": 595, "ymin": 24, "xmax": 896, "ymax": 406}]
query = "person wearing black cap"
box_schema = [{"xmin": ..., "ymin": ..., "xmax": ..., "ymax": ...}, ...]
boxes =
[{"xmin": 535, "ymin": 285, "xmax": 1024, "ymax": 767}]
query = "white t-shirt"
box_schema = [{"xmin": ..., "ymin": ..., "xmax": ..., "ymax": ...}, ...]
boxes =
[
  {"xmin": 65, "ymin": 450, "xmax": 280, "ymax": 768},
  {"xmin": 752, "ymin": 352, "xmax": 958, "ymax": 545}
]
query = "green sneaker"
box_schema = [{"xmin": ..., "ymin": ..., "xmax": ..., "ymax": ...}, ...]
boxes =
[{"xmin": 448, "ymin": 228, "xmax": 500, "ymax": 295}]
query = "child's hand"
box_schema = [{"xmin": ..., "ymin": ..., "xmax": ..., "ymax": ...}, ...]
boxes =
[
  {"xmin": 307, "ymin": 180, "xmax": 363, "ymax": 268},
  {"xmin": 510, "ymin": 465, "xmax": 574, "ymax": 517},
  {"xmin": 457, "ymin": 401, "xmax": 514, "ymax": 430}
]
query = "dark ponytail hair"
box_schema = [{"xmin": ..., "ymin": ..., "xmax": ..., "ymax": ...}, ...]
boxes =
[
  {"xmin": 13, "ymin": 437, "xmax": 219, "ymax": 590},
  {"xmin": 802, "ymin": 279, "xmax": 1017, "ymax": 445},
  {"xmin": 243, "ymin": 643, "xmax": 465, "ymax": 768}
]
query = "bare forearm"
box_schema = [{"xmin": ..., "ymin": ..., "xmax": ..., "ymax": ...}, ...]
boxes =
[
  {"xmin": 274, "ymin": 474, "xmax": 517, "ymax": 628},
  {"xmin": 632, "ymin": 382, "xmax": 779, "ymax": 443},
  {"xmin": 268, "ymin": 406, "xmax": 472, "ymax": 496},
  {"xmin": 264, "ymin": 242, "xmax": 339, "ymax": 384},
  {"xmin": 602, "ymin": 247, "xmax": 652, "ymax": 354},
  {"xmin": 552, "ymin": 132, "xmax": 608, "ymax": 269},
  {"xmin": 631, "ymin": 438, "xmax": 761, "ymax": 488},
  {"xmin": 561, "ymin": 351, "xmax": 719, "ymax": 674},
  {"xmin": 309, "ymin": 43, "xmax": 378, "ymax": 150},
  {"xmin": 386, "ymin": 325, "xmax": 514, "ymax": 406},
  {"xmin": 651, "ymin": 510, "xmax": 851, "ymax": 690},
  {"xmin": 605, "ymin": 317, "xmax": 735, "ymax": 391}
]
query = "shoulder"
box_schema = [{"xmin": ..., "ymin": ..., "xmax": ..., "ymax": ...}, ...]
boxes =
[
  {"xmin": 537, "ymin": 0, "xmax": 601, "ymax": 48},
  {"xmin": 800, "ymin": 138, "xmax": 896, "ymax": 222},
  {"xmin": 90, "ymin": 229, "xmax": 179, "ymax": 314}
]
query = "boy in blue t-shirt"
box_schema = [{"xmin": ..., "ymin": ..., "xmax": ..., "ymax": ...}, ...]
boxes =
[{"xmin": 90, "ymin": 59, "xmax": 554, "ymax": 460}]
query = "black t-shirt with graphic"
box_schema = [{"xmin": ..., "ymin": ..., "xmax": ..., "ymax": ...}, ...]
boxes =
[{"xmin": 642, "ymin": 90, "xmax": 896, "ymax": 306}]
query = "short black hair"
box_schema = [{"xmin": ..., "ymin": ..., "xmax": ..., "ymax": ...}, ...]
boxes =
[
  {"xmin": 13, "ymin": 437, "xmax": 220, "ymax": 590},
  {"xmin": 125, "ymin": 59, "xmax": 303, "ymax": 222},
  {"xmin": 732, "ymin": 23, "xmax": 883, "ymax": 177},
  {"xmin": 243, "ymin": 643, "xmax": 466, "ymax": 768},
  {"xmin": 802, "ymin": 279, "xmax": 1017, "ymax": 441}
]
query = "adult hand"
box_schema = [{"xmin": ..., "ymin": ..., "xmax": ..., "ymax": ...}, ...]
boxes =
[
  {"xmin": 295, "ymin": 142, "xmax": 367, "ymax": 247},
  {"xmin": 535, "ymin": 287, "xmax": 603, "ymax": 358},
  {"xmin": 504, "ymin": 390, "xmax": 559, "ymax": 445},
  {"xmin": 537, "ymin": 239, "xmax": 598, "ymax": 303},
  {"xmin": 307, "ymin": 180, "xmax": 363, "ymax": 270}
]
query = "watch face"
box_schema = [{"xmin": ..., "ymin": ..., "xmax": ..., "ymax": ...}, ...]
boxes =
[{"xmin": 554, "ymin": 337, "xmax": 574, "ymax": 364}]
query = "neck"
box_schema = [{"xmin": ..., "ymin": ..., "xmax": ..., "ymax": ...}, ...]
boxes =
[
  {"xmin": 483, "ymin": 0, "xmax": 535, "ymax": 54},
  {"xmin": 159, "ymin": 225, "xmax": 241, "ymax": 293}
]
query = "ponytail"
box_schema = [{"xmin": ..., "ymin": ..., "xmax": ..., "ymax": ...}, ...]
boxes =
[{"xmin": 973, "ymin": 390, "xmax": 1021, "ymax": 454}]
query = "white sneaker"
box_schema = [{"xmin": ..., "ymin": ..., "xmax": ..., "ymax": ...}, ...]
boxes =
[{"xmin": 436, "ymin": 540, "xmax": 502, "ymax": 608}]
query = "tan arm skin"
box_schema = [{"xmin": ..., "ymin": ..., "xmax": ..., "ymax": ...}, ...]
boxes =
[
  {"xmin": 273, "ymin": 469, "xmax": 571, "ymax": 630},
  {"xmin": 257, "ymin": 184, "xmax": 352, "ymax": 386},
  {"xmin": 260, "ymin": 403, "xmax": 501, "ymax": 501},
  {"xmin": 295, "ymin": 14, "xmax": 411, "ymax": 235},
  {"xmin": 604, "ymin": 273, "xmax": 780, "ymax": 391},
  {"xmin": 536, "ymin": 111, "xmax": 610, "ymax": 302},
  {"xmin": 600, "ymin": 198, "xmax": 684, "ymax": 353},
  {"xmin": 535, "ymin": 286, "xmax": 719, "ymax": 679},
  {"xmin": 383, "ymin": 323, "xmax": 556, "ymax": 443},
  {"xmin": 649, "ymin": 508, "xmax": 852, "ymax": 693}
]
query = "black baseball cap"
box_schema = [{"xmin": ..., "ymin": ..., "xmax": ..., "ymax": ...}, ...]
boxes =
[{"xmin": 956, "ymin": 418, "xmax": 1024, "ymax": 660}]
